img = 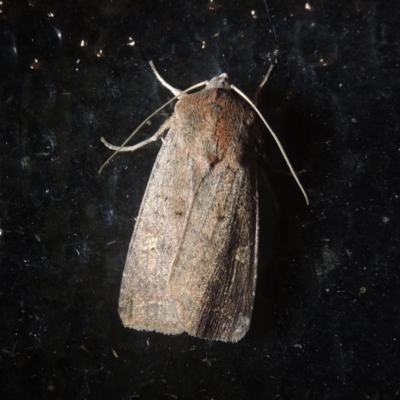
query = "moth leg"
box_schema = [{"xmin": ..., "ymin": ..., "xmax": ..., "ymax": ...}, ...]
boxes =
[
  {"xmin": 251, "ymin": 64, "xmax": 274, "ymax": 105},
  {"xmin": 149, "ymin": 61, "xmax": 182, "ymax": 97},
  {"xmin": 100, "ymin": 116, "xmax": 174, "ymax": 153}
]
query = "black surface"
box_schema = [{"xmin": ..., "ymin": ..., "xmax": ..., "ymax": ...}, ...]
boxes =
[{"xmin": 1, "ymin": 0, "xmax": 399, "ymax": 399}]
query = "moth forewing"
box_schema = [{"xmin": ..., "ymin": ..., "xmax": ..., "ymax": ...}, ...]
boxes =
[
  {"xmin": 118, "ymin": 130, "xmax": 189, "ymax": 335},
  {"xmin": 168, "ymin": 157, "xmax": 259, "ymax": 342}
]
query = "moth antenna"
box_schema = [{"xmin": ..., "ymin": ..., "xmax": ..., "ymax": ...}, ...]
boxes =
[
  {"xmin": 99, "ymin": 81, "xmax": 207, "ymax": 174},
  {"xmin": 149, "ymin": 61, "xmax": 182, "ymax": 96},
  {"xmin": 231, "ymin": 84, "xmax": 309, "ymax": 205}
]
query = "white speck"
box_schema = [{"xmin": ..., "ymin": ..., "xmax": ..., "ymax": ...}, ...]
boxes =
[
  {"xmin": 30, "ymin": 59, "xmax": 39, "ymax": 69},
  {"xmin": 54, "ymin": 27, "xmax": 62, "ymax": 39}
]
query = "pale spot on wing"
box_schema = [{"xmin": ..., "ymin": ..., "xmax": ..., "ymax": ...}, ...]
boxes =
[
  {"xmin": 234, "ymin": 246, "xmax": 249, "ymax": 264},
  {"xmin": 234, "ymin": 317, "xmax": 250, "ymax": 333},
  {"xmin": 142, "ymin": 236, "xmax": 159, "ymax": 253}
]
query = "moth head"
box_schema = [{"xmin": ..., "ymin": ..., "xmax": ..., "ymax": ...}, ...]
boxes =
[{"xmin": 206, "ymin": 73, "xmax": 230, "ymax": 90}]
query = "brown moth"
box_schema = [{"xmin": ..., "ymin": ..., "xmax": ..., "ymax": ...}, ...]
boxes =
[{"xmin": 101, "ymin": 62, "xmax": 308, "ymax": 342}]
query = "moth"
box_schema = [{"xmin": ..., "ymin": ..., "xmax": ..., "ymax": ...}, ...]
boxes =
[{"xmin": 101, "ymin": 62, "xmax": 308, "ymax": 342}]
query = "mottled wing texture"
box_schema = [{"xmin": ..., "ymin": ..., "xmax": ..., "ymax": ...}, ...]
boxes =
[
  {"xmin": 119, "ymin": 86, "xmax": 259, "ymax": 342},
  {"xmin": 119, "ymin": 127, "xmax": 193, "ymax": 335}
]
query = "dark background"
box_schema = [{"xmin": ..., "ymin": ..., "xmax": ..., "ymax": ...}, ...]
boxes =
[{"xmin": 1, "ymin": 0, "xmax": 399, "ymax": 399}]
